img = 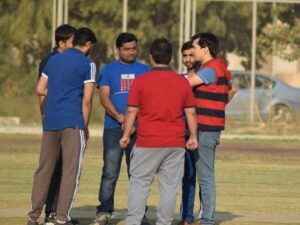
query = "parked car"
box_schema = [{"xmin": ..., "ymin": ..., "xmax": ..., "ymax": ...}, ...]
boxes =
[{"xmin": 226, "ymin": 71, "xmax": 300, "ymax": 123}]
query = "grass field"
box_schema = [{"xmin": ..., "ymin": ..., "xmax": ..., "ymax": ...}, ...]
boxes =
[{"xmin": 0, "ymin": 134, "xmax": 299, "ymax": 225}]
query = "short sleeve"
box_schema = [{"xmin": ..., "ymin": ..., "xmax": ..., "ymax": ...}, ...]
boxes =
[
  {"xmin": 38, "ymin": 58, "xmax": 47, "ymax": 79},
  {"xmin": 224, "ymin": 69, "xmax": 232, "ymax": 81},
  {"xmin": 97, "ymin": 65, "xmax": 110, "ymax": 88},
  {"xmin": 127, "ymin": 79, "xmax": 140, "ymax": 107},
  {"xmin": 196, "ymin": 67, "xmax": 216, "ymax": 84},
  {"xmin": 42, "ymin": 59, "xmax": 52, "ymax": 79},
  {"xmin": 83, "ymin": 62, "xmax": 96, "ymax": 83},
  {"xmin": 183, "ymin": 82, "xmax": 196, "ymax": 108}
]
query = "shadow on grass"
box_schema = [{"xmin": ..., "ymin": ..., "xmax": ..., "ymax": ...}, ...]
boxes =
[
  {"xmin": 71, "ymin": 205, "xmax": 242, "ymax": 225},
  {"xmin": 215, "ymin": 211, "xmax": 243, "ymax": 225}
]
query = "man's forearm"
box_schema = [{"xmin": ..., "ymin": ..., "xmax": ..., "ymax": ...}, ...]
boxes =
[
  {"xmin": 123, "ymin": 107, "xmax": 138, "ymax": 138},
  {"xmin": 101, "ymin": 98, "xmax": 123, "ymax": 121},
  {"xmin": 228, "ymin": 85, "xmax": 238, "ymax": 103},
  {"xmin": 187, "ymin": 73, "xmax": 204, "ymax": 87},
  {"xmin": 185, "ymin": 108, "xmax": 198, "ymax": 138},
  {"xmin": 38, "ymin": 96, "xmax": 46, "ymax": 116},
  {"xmin": 82, "ymin": 100, "xmax": 92, "ymax": 128}
]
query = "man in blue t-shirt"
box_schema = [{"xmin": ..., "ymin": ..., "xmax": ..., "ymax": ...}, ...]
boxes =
[
  {"xmin": 27, "ymin": 27, "xmax": 97, "ymax": 225},
  {"xmin": 92, "ymin": 33, "xmax": 150, "ymax": 225}
]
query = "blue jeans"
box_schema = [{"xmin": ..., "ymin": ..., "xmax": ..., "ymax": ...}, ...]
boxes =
[
  {"xmin": 180, "ymin": 150, "xmax": 196, "ymax": 224},
  {"xmin": 97, "ymin": 128, "xmax": 136, "ymax": 214},
  {"xmin": 195, "ymin": 131, "xmax": 220, "ymax": 225}
]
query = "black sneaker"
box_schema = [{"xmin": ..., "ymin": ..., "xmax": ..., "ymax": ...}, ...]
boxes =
[
  {"xmin": 27, "ymin": 219, "xmax": 39, "ymax": 225},
  {"xmin": 69, "ymin": 219, "xmax": 79, "ymax": 225},
  {"xmin": 141, "ymin": 215, "xmax": 151, "ymax": 225},
  {"xmin": 44, "ymin": 212, "xmax": 56, "ymax": 225}
]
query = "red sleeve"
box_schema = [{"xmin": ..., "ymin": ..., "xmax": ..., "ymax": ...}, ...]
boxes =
[
  {"xmin": 127, "ymin": 78, "xmax": 140, "ymax": 107},
  {"xmin": 183, "ymin": 80, "xmax": 196, "ymax": 108},
  {"xmin": 225, "ymin": 69, "xmax": 232, "ymax": 81}
]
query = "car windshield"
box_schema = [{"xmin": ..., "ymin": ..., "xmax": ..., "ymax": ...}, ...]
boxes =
[{"xmin": 232, "ymin": 72, "xmax": 276, "ymax": 90}]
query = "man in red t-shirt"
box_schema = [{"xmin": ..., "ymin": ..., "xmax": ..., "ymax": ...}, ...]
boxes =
[{"xmin": 119, "ymin": 38, "xmax": 198, "ymax": 225}]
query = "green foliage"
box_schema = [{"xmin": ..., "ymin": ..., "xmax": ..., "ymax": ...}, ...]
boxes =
[
  {"xmin": 0, "ymin": 0, "xmax": 52, "ymax": 97},
  {"xmin": 258, "ymin": 19, "xmax": 300, "ymax": 61}
]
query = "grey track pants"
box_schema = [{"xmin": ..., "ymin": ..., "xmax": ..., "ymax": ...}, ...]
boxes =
[
  {"xmin": 28, "ymin": 128, "xmax": 86, "ymax": 222},
  {"xmin": 125, "ymin": 147, "xmax": 185, "ymax": 225}
]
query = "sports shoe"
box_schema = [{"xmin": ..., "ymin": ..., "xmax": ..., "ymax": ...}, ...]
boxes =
[
  {"xmin": 54, "ymin": 220, "xmax": 78, "ymax": 225},
  {"xmin": 69, "ymin": 219, "xmax": 79, "ymax": 225},
  {"xmin": 177, "ymin": 221, "xmax": 195, "ymax": 225},
  {"xmin": 141, "ymin": 215, "xmax": 151, "ymax": 225},
  {"xmin": 27, "ymin": 219, "xmax": 39, "ymax": 225},
  {"xmin": 44, "ymin": 212, "xmax": 56, "ymax": 225},
  {"xmin": 90, "ymin": 212, "xmax": 111, "ymax": 225},
  {"xmin": 193, "ymin": 220, "xmax": 201, "ymax": 225}
]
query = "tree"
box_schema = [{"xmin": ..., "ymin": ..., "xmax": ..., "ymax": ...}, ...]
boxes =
[
  {"xmin": 0, "ymin": 0, "xmax": 51, "ymax": 96},
  {"xmin": 0, "ymin": 0, "xmax": 299, "ymax": 97},
  {"xmin": 194, "ymin": 2, "xmax": 300, "ymax": 69}
]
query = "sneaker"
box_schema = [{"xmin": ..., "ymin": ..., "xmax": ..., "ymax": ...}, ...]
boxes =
[
  {"xmin": 90, "ymin": 212, "xmax": 111, "ymax": 225},
  {"xmin": 44, "ymin": 212, "xmax": 56, "ymax": 225},
  {"xmin": 177, "ymin": 221, "xmax": 195, "ymax": 225},
  {"xmin": 27, "ymin": 219, "xmax": 39, "ymax": 225},
  {"xmin": 193, "ymin": 220, "xmax": 201, "ymax": 225},
  {"xmin": 69, "ymin": 219, "xmax": 79, "ymax": 225},
  {"xmin": 54, "ymin": 220, "xmax": 78, "ymax": 225},
  {"xmin": 141, "ymin": 215, "xmax": 151, "ymax": 225}
]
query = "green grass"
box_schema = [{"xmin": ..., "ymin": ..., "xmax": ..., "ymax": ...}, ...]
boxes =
[
  {"xmin": 1, "ymin": 217, "xmax": 294, "ymax": 225},
  {"xmin": 0, "ymin": 92, "xmax": 104, "ymax": 125},
  {"xmin": 0, "ymin": 134, "xmax": 300, "ymax": 225},
  {"xmin": 1, "ymin": 93, "xmax": 300, "ymax": 137}
]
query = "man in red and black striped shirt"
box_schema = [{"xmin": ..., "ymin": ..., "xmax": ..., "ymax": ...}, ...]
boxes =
[{"xmin": 187, "ymin": 32, "xmax": 237, "ymax": 225}]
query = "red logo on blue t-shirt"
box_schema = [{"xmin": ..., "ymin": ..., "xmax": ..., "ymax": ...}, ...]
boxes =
[{"xmin": 120, "ymin": 73, "xmax": 135, "ymax": 91}]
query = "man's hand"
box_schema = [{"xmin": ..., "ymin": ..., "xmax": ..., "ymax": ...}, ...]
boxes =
[
  {"xmin": 85, "ymin": 128, "xmax": 90, "ymax": 141},
  {"xmin": 120, "ymin": 135, "xmax": 130, "ymax": 149},
  {"xmin": 186, "ymin": 136, "xmax": 198, "ymax": 150},
  {"xmin": 130, "ymin": 127, "xmax": 136, "ymax": 135},
  {"xmin": 117, "ymin": 114, "xmax": 125, "ymax": 124}
]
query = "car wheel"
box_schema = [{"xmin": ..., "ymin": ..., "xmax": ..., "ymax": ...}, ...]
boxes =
[{"xmin": 269, "ymin": 104, "xmax": 294, "ymax": 124}]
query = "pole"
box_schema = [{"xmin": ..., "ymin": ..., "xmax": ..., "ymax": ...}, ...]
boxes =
[
  {"xmin": 250, "ymin": 0, "xmax": 257, "ymax": 122},
  {"xmin": 192, "ymin": 0, "xmax": 196, "ymax": 35},
  {"xmin": 52, "ymin": 0, "xmax": 57, "ymax": 48},
  {"xmin": 64, "ymin": 0, "xmax": 68, "ymax": 24},
  {"xmin": 184, "ymin": 0, "xmax": 191, "ymax": 42},
  {"xmin": 271, "ymin": 1, "xmax": 277, "ymax": 77},
  {"xmin": 123, "ymin": 0, "xmax": 128, "ymax": 32},
  {"xmin": 57, "ymin": 0, "xmax": 63, "ymax": 26},
  {"xmin": 178, "ymin": 0, "xmax": 184, "ymax": 72}
]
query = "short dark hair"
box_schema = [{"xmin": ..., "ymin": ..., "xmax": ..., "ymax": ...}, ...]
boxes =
[
  {"xmin": 150, "ymin": 38, "xmax": 173, "ymax": 65},
  {"xmin": 191, "ymin": 32, "xmax": 219, "ymax": 58},
  {"xmin": 181, "ymin": 40, "xmax": 193, "ymax": 54},
  {"xmin": 72, "ymin": 27, "xmax": 97, "ymax": 46},
  {"xmin": 116, "ymin": 32, "xmax": 138, "ymax": 48},
  {"xmin": 55, "ymin": 24, "xmax": 77, "ymax": 46}
]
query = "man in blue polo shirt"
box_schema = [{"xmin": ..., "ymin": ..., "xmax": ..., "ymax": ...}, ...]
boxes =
[
  {"xmin": 27, "ymin": 27, "xmax": 97, "ymax": 225},
  {"xmin": 91, "ymin": 32, "xmax": 150, "ymax": 225},
  {"xmin": 37, "ymin": 24, "xmax": 77, "ymax": 225}
]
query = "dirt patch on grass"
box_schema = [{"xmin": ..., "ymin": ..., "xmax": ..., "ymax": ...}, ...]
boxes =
[
  {"xmin": 1, "ymin": 133, "xmax": 299, "ymax": 157},
  {"xmin": 219, "ymin": 142, "xmax": 300, "ymax": 155}
]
